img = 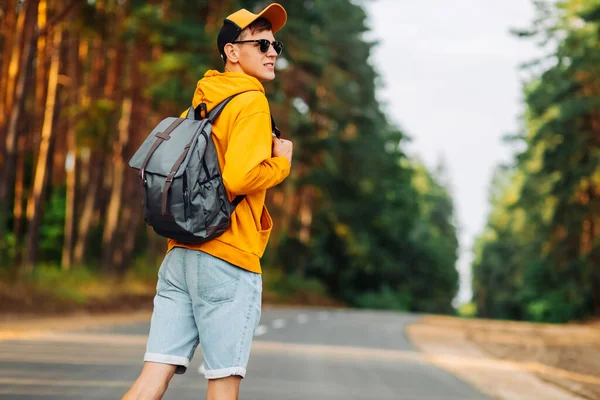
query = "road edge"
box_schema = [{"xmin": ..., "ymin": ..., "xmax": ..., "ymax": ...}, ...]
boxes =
[
  {"xmin": 405, "ymin": 316, "xmax": 585, "ymax": 400},
  {"xmin": 0, "ymin": 310, "xmax": 154, "ymax": 342}
]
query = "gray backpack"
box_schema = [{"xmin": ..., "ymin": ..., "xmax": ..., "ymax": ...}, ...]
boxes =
[{"xmin": 128, "ymin": 95, "xmax": 244, "ymax": 243}]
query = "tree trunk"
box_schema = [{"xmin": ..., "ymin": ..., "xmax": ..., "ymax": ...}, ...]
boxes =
[
  {"xmin": 100, "ymin": 1, "xmax": 130, "ymax": 272},
  {"xmin": 23, "ymin": 25, "xmax": 62, "ymax": 272},
  {"xmin": 61, "ymin": 31, "xmax": 80, "ymax": 270},
  {"xmin": 34, "ymin": 0, "xmax": 49, "ymax": 136},
  {"xmin": 12, "ymin": 135, "xmax": 27, "ymax": 242},
  {"xmin": 72, "ymin": 0, "xmax": 106, "ymax": 266},
  {"xmin": 120, "ymin": 171, "xmax": 142, "ymax": 274},
  {"xmin": 118, "ymin": 35, "xmax": 150, "ymax": 274},
  {"xmin": 2, "ymin": 0, "xmax": 27, "ymax": 128},
  {"xmin": 73, "ymin": 154, "xmax": 102, "ymax": 265},
  {"xmin": 0, "ymin": 0, "xmax": 18, "ymax": 140},
  {"xmin": 0, "ymin": 0, "xmax": 39, "ymax": 256},
  {"xmin": 89, "ymin": 37, "xmax": 104, "ymax": 101},
  {"xmin": 298, "ymin": 186, "xmax": 315, "ymax": 244},
  {"xmin": 101, "ymin": 95, "xmax": 132, "ymax": 272}
]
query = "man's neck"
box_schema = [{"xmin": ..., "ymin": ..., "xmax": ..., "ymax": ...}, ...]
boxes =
[{"xmin": 224, "ymin": 63, "xmax": 244, "ymax": 74}]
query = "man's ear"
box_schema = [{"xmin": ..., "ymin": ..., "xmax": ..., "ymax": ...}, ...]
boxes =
[{"xmin": 224, "ymin": 43, "xmax": 239, "ymax": 64}]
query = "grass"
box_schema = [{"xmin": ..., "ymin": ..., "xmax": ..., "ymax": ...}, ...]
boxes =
[
  {"xmin": 0, "ymin": 263, "xmax": 342, "ymax": 316},
  {"xmin": 0, "ymin": 263, "xmax": 158, "ymax": 315},
  {"xmin": 457, "ymin": 302, "xmax": 477, "ymax": 318},
  {"xmin": 262, "ymin": 269, "xmax": 342, "ymax": 307}
]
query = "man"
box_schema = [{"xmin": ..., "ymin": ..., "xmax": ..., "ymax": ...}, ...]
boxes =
[{"xmin": 122, "ymin": 3, "xmax": 292, "ymax": 400}]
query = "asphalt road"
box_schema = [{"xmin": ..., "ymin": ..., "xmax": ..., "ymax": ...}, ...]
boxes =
[{"xmin": 0, "ymin": 309, "xmax": 487, "ymax": 399}]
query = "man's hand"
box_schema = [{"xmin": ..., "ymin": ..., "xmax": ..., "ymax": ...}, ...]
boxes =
[{"xmin": 272, "ymin": 136, "xmax": 293, "ymax": 165}]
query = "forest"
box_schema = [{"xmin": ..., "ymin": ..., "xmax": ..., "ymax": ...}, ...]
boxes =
[
  {"xmin": 473, "ymin": 0, "xmax": 600, "ymax": 322},
  {"xmin": 0, "ymin": 0, "xmax": 460, "ymax": 313}
]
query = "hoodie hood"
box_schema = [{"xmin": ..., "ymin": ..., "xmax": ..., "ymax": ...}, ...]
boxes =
[{"xmin": 193, "ymin": 70, "xmax": 265, "ymax": 113}]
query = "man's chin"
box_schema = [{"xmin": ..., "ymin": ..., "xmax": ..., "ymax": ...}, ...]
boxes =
[{"xmin": 258, "ymin": 72, "xmax": 276, "ymax": 83}]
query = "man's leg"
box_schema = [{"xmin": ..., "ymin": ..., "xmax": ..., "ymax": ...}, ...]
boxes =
[
  {"xmin": 123, "ymin": 248, "xmax": 200, "ymax": 399},
  {"xmin": 122, "ymin": 362, "xmax": 177, "ymax": 400},
  {"xmin": 207, "ymin": 376, "xmax": 242, "ymax": 400},
  {"xmin": 191, "ymin": 252, "xmax": 263, "ymax": 399}
]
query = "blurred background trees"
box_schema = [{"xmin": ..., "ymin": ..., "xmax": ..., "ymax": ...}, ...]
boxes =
[
  {"xmin": 472, "ymin": 0, "xmax": 600, "ymax": 322},
  {"xmin": 5, "ymin": 0, "xmax": 600, "ymax": 322},
  {"xmin": 0, "ymin": 0, "xmax": 460, "ymax": 314}
]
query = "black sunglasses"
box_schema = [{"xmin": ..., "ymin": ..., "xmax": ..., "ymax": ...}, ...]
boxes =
[{"xmin": 232, "ymin": 39, "xmax": 283, "ymax": 55}]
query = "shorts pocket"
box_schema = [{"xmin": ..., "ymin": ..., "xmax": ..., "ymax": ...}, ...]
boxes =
[{"xmin": 197, "ymin": 253, "xmax": 241, "ymax": 304}]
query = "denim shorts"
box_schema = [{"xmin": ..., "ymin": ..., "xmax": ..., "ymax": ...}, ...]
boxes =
[{"xmin": 143, "ymin": 248, "xmax": 262, "ymax": 379}]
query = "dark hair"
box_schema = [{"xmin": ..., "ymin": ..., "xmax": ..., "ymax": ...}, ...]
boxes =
[
  {"xmin": 221, "ymin": 17, "xmax": 273, "ymax": 63},
  {"xmin": 236, "ymin": 17, "xmax": 273, "ymax": 41}
]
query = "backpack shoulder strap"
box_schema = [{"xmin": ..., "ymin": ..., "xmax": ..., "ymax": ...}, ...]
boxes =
[
  {"xmin": 271, "ymin": 116, "xmax": 281, "ymax": 138},
  {"xmin": 207, "ymin": 95, "xmax": 281, "ymax": 138},
  {"xmin": 186, "ymin": 103, "xmax": 207, "ymax": 120},
  {"xmin": 231, "ymin": 195, "xmax": 245, "ymax": 207},
  {"xmin": 207, "ymin": 95, "xmax": 239, "ymax": 122},
  {"xmin": 198, "ymin": 91, "xmax": 262, "ymax": 208},
  {"xmin": 208, "ymin": 93, "xmax": 248, "ymax": 208}
]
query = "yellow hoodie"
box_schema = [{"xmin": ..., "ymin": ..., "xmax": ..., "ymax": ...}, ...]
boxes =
[{"xmin": 167, "ymin": 70, "xmax": 290, "ymax": 274}]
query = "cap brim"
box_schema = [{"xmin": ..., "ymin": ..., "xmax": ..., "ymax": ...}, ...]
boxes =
[{"xmin": 256, "ymin": 3, "xmax": 287, "ymax": 33}]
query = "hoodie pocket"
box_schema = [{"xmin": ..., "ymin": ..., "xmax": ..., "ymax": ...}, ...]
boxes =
[{"xmin": 256, "ymin": 205, "xmax": 273, "ymax": 257}]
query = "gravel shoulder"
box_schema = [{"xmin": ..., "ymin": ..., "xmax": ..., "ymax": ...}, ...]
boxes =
[{"xmin": 407, "ymin": 315, "xmax": 600, "ymax": 400}]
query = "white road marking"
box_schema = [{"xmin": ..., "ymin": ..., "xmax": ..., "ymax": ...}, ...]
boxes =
[
  {"xmin": 0, "ymin": 377, "xmax": 132, "ymax": 388},
  {"xmin": 318, "ymin": 312, "xmax": 329, "ymax": 320},
  {"xmin": 297, "ymin": 314, "xmax": 309, "ymax": 324},
  {"xmin": 272, "ymin": 319, "xmax": 286, "ymax": 329},
  {"xmin": 254, "ymin": 325, "xmax": 268, "ymax": 336}
]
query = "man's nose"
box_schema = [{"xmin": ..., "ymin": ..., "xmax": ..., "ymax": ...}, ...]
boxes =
[{"xmin": 266, "ymin": 43, "xmax": 278, "ymax": 57}]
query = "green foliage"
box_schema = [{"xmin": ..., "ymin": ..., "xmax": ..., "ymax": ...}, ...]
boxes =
[
  {"xmin": 262, "ymin": 0, "xmax": 460, "ymax": 314},
  {"xmin": 355, "ymin": 286, "xmax": 411, "ymax": 311},
  {"xmin": 124, "ymin": 254, "xmax": 163, "ymax": 283},
  {"xmin": 473, "ymin": 0, "xmax": 600, "ymax": 323},
  {"xmin": 457, "ymin": 302, "xmax": 477, "ymax": 318},
  {"xmin": 39, "ymin": 188, "xmax": 66, "ymax": 263},
  {"xmin": 27, "ymin": 265, "xmax": 97, "ymax": 303},
  {"xmin": 7, "ymin": 263, "xmax": 158, "ymax": 309},
  {"xmin": 127, "ymin": 2, "xmax": 218, "ymax": 110},
  {"xmin": 75, "ymin": 100, "xmax": 116, "ymax": 151},
  {"xmin": 272, "ymin": 274, "xmax": 328, "ymax": 299},
  {"xmin": 261, "ymin": 268, "xmax": 329, "ymax": 304},
  {"xmin": 0, "ymin": 233, "xmax": 17, "ymax": 268}
]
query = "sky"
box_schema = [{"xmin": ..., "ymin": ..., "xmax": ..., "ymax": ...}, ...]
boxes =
[{"xmin": 364, "ymin": 0, "xmax": 542, "ymax": 304}]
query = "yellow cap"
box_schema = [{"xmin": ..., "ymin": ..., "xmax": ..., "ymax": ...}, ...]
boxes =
[
  {"xmin": 218, "ymin": 3, "xmax": 287, "ymax": 58},
  {"xmin": 226, "ymin": 3, "xmax": 287, "ymax": 33}
]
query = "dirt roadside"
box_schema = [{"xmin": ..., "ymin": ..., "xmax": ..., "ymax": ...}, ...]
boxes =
[
  {"xmin": 0, "ymin": 310, "xmax": 154, "ymax": 341},
  {"xmin": 407, "ymin": 315, "xmax": 600, "ymax": 400}
]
